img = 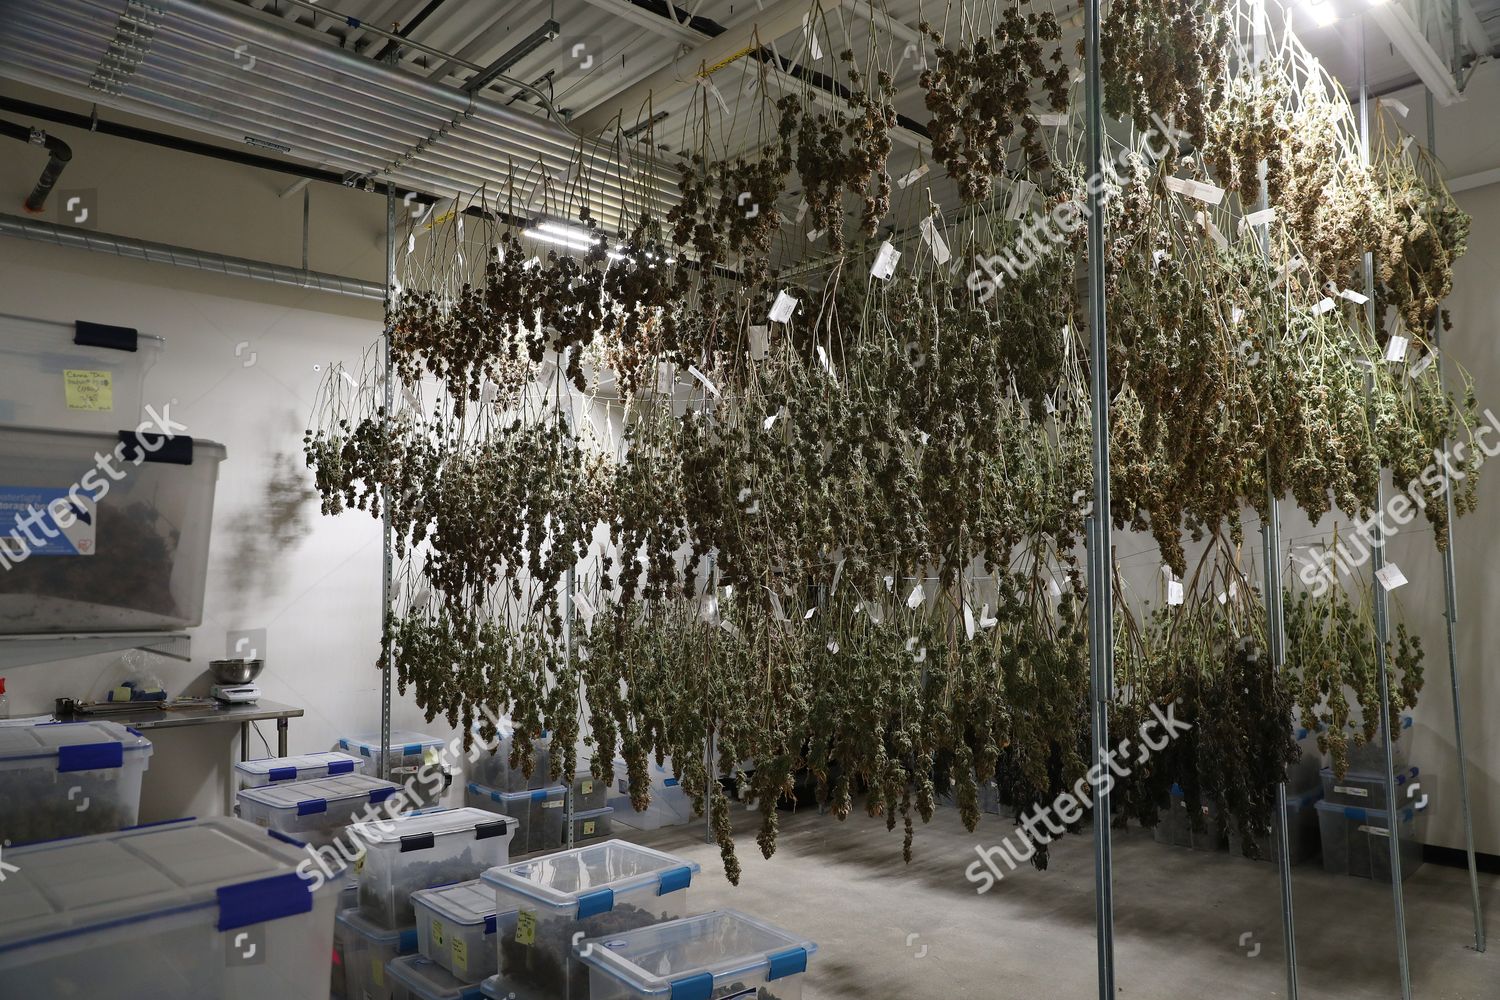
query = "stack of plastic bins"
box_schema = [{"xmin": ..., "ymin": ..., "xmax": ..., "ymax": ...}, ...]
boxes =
[
  {"xmin": 351, "ymin": 807, "xmax": 516, "ymax": 928},
  {"xmin": 576, "ymin": 910, "xmax": 817, "ymax": 1000},
  {"xmin": 386, "ymin": 955, "xmax": 486, "ymax": 1000},
  {"xmin": 1227, "ymin": 787, "xmax": 1325, "ymax": 862},
  {"xmin": 0, "ymin": 816, "xmax": 344, "ymax": 998},
  {"xmin": 608, "ymin": 758, "xmax": 697, "ymax": 831},
  {"xmin": 570, "ymin": 770, "xmax": 609, "ymax": 810},
  {"xmin": 339, "ymin": 909, "xmax": 420, "ymax": 1000},
  {"xmin": 1317, "ymin": 800, "xmax": 1426, "ymax": 881},
  {"xmin": 482, "ymin": 840, "xmax": 702, "ymax": 1000},
  {"xmin": 235, "ymin": 750, "xmax": 366, "ymax": 789},
  {"xmin": 412, "ymin": 879, "xmax": 512, "ymax": 982},
  {"xmin": 236, "ymin": 772, "xmax": 402, "ymax": 848},
  {"xmin": 0, "ymin": 427, "xmax": 227, "ymax": 633},
  {"xmin": 0, "ymin": 719, "xmax": 153, "ymax": 845},
  {"xmin": 1321, "ymin": 764, "xmax": 1421, "ymax": 811},
  {"xmin": 468, "ymin": 722, "xmax": 552, "ymax": 793},
  {"xmin": 568, "ymin": 807, "xmax": 615, "ymax": 844},
  {"xmin": 466, "ymin": 782, "xmax": 565, "ymax": 855}
]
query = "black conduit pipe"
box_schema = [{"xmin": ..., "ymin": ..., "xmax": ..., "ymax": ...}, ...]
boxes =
[{"xmin": 0, "ymin": 119, "xmax": 72, "ymax": 213}]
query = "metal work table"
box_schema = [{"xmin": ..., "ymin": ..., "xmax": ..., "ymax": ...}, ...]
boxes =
[{"xmin": 111, "ymin": 700, "xmax": 302, "ymax": 761}]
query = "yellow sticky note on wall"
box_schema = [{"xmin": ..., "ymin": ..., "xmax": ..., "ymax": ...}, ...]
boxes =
[{"xmin": 64, "ymin": 370, "xmax": 113, "ymax": 411}]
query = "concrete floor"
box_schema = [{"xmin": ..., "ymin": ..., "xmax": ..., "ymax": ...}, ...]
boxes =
[{"xmin": 625, "ymin": 803, "xmax": 1497, "ymax": 999}]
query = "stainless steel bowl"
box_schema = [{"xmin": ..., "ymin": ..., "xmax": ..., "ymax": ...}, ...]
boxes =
[{"xmin": 209, "ymin": 658, "xmax": 264, "ymax": 686}]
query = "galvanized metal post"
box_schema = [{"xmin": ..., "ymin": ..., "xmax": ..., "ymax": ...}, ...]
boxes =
[
  {"xmin": 1083, "ymin": 0, "xmax": 1117, "ymax": 994},
  {"xmin": 1358, "ymin": 23, "xmax": 1414, "ymax": 998},
  {"xmin": 380, "ymin": 187, "xmax": 396, "ymax": 780},
  {"xmin": 565, "ymin": 565, "xmax": 576, "ymax": 848},
  {"xmin": 1249, "ymin": 4, "xmax": 1300, "ymax": 995},
  {"xmin": 1424, "ymin": 87, "xmax": 1486, "ymax": 953}
]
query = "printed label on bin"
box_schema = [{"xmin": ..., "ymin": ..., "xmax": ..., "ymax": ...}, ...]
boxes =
[
  {"xmin": 64, "ymin": 370, "xmax": 113, "ymax": 411},
  {"xmin": 431, "ymin": 917, "xmax": 446, "ymax": 948},
  {"xmin": 0, "ymin": 487, "xmax": 96, "ymax": 556},
  {"xmin": 372, "ymin": 957, "xmax": 385, "ymax": 985},
  {"xmin": 452, "ymin": 935, "xmax": 468, "ymax": 970},
  {"xmin": 583, "ymin": 820, "xmax": 596, "ymax": 836},
  {"xmin": 1335, "ymin": 785, "xmax": 1369, "ymax": 797},
  {"xmin": 581, "ymin": 779, "xmax": 593, "ymax": 795},
  {"xmin": 516, "ymin": 910, "xmax": 536, "ymax": 946}
]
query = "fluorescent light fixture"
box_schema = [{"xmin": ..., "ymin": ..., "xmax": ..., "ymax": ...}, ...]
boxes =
[
  {"xmin": 522, "ymin": 219, "xmax": 601, "ymax": 251},
  {"xmin": 1302, "ymin": 0, "xmax": 1339, "ymax": 26}
]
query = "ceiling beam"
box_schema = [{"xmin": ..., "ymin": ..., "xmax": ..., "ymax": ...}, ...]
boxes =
[{"xmin": 575, "ymin": 0, "xmax": 703, "ymax": 45}]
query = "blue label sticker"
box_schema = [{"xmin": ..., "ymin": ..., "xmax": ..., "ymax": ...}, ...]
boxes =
[{"xmin": 0, "ymin": 486, "xmax": 97, "ymax": 559}]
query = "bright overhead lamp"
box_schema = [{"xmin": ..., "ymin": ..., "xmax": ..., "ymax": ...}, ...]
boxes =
[
  {"xmin": 1302, "ymin": 0, "xmax": 1339, "ymax": 27},
  {"xmin": 522, "ymin": 219, "xmax": 600, "ymax": 251}
]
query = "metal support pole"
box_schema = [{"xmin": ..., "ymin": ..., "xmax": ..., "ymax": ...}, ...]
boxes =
[
  {"xmin": 1424, "ymin": 87, "xmax": 1486, "ymax": 953},
  {"xmin": 301, "ymin": 187, "xmax": 310, "ymax": 272},
  {"xmin": 705, "ymin": 556, "xmax": 719, "ymax": 847},
  {"xmin": 380, "ymin": 187, "xmax": 396, "ymax": 779},
  {"xmin": 1358, "ymin": 24, "xmax": 1414, "ymax": 998},
  {"xmin": 1249, "ymin": 4, "xmax": 1300, "ymax": 995},
  {"xmin": 1083, "ymin": 0, "xmax": 1117, "ymax": 994},
  {"xmin": 564, "ymin": 565, "xmax": 576, "ymax": 848}
]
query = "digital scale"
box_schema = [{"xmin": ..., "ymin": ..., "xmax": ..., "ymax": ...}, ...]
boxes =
[{"xmin": 210, "ymin": 684, "xmax": 262, "ymax": 704}]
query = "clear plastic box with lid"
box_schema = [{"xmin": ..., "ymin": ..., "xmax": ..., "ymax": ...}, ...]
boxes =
[
  {"xmin": 412, "ymin": 878, "xmax": 513, "ymax": 981},
  {"xmin": 236, "ymin": 772, "xmax": 404, "ymax": 848},
  {"xmin": 386, "ymin": 954, "xmax": 488, "ymax": 1000},
  {"xmin": 339, "ymin": 907, "xmax": 419, "ymax": 1000},
  {"xmin": 0, "ymin": 816, "xmax": 344, "ymax": 998},
  {"xmin": 235, "ymin": 750, "xmax": 366, "ymax": 788},
  {"xmin": 351, "ymin": 806, "xmax": 516, "ymax": 928},
  {"xmin": 466, "ymin": 781, "xmax": 565, "ymax": 854},
  {"xmin": 576, "ymin": 909, "xmax": 817, "ymax": 1000},
  {"xmin": 0, "ymin": 718, "xmax": 153, "ymax": 844},
  {"xmin": 481, "ymin": 839, "xmax": 701, "ymax": 1000}
]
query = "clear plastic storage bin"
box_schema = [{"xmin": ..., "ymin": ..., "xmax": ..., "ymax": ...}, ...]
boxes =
[
  {"xmin": 572, "ymin": 770, "xmax": 609, "ymax": 812},
  {"xmin": 351, "ymin": 807, "xmax": 516, "ymax": 928},
  {"xmin": 237, "ymin": 772, "xmax": 403, "ymax": 848},
  {"xmin": 569, "ymin": 807, "xmax": 614, "ymax": 844},
  {"xmin": 0, "ymin": 425, "xmax": 226, "ymax": 633},
  {"xmin": 467, "ymin": 781, "xmax": 566, "ymax": 855},
  {"xmin": 1152, "ymin": 784, "xmax": 1193, "ymax": 848},
  {"xmin": 1342, "ymin": 716, "xmax": 1414, "ymax": 773},
  {"xmin": 576, "ymin": 910, "xmax": 817, "ymax": 1000},
  {"xmin": 0, "ymin": 816, "xmax": 344, "ymax": 998},
  {"xmin": 1227, "ymin": 788, "xmax": 1324, "ymax": 862},
  {"xmin": 236, "ymin": 750, "xmax": 366, "ymax": 788},
  {"xmin": 0, "ymin": 313, "xmax": 162, "ymax": 432},
  {"xmin": 469, "ymin": 720, "xmax": 552, "ymax": 793},
  {"xmin": 339, "ymin": 908, "xmax": 419, "ymax": 1000},
  {"xmin": 0, "ymin": 718, "xmax": 153, "ymax": 844},
  {"xmin": 1316, "ymin": 800, "xmax": 1425, "ymax": 882},
  {"xmin": 386, "ymin": 954, "xmax": 487, "ymax": 1000},
  {"xmin": 482, "ymin": 840, "xmax": 702, "ymax": 1000},
  {"xmin": 340, "ymin": 730, "xmax": 452, "ymax": 807},
  {"xmin": 412, "ymin": 879, "xmax": 512, "ymax": 980},
  {"xmin": 1320, "ymin": 765, "xmax": 1420, "ymax": 811}
]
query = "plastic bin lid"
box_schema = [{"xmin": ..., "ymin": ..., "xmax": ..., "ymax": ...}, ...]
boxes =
[
  {"xmin": 336, "ymin": 907, "xmax": 419, "ymax": 949},
  {"xmin": 0, "ymin": 719, "xmax": 152, "ymax": 771},
  {"xmin": 1320, "ymin": 765, "xmax": 1420, "ymax": 783},
  {"xmin": 349, "ymin": 806, "xmax": 513, "ymax": 848},
  {"xmin": 0, "ymin": 817, "xmax": 341, "ymax": 955},
  {"xmin": 576, "ymin": 910, "xmax": 816, "ymax": 997},
  {"xmin": 1314, "ymin": 799, "xmax": 1424, "ymax": 823},
  {"xmin": 235, "ymin": 751, "xmax": 362, "ymax": 781},
  {"xmin": 386, "ymin": 955, "xmax": 487, "ymax": 1000},
  {"xmin": 411, "ymin": 879, "xmax": 508, "ymax": 929},
  {"xmin": 479, "ymin": 974, "xmax": 507, "ymax": 1000},
  {"xmin": 340, "ymin": 731, "xmax": 447, "ymax": 757},
  {"xmin": 236, "ymin": 773, "xmax": 402, "ymax": 814},
  {"xmin": 573, "ymin": 807, "xmax": 614, "ymax": 822},
  {"xmin": 482, "ymin": 840, "xmax": 701, "ymax": 914},
  {"xmin": 467, "ymin": 781, "xmax": 565, "ymax": 804}
]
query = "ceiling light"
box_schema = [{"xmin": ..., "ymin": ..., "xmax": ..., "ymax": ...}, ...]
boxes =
[
  {"xmin": 1302, "ymin": 0, "xmax": 1339, "ymax": 27},
  {"xmin": 522, "ymin": 219, "xmax": 601, "ymax": 251}
]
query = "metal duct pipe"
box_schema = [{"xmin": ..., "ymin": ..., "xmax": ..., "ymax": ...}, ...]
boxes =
[
  {"xmin": 0, "ymin": 212, "xmax": 385, "ymax": 300},
  {"xmin": 0, "ymin": 120, "xmax": 73, "ymax": 212}
]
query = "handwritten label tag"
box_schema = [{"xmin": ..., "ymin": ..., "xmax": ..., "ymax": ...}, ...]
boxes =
[
  {"xmin": 906, "ymin": 583, "xmax": 924, "ymax": 609},
  {"xmin": 64, "ymin": 370, "xmax": 112, "ymax": 411},
  {"xmin": 919, "ymin": 217, "xmax": 950, "ymax": 265},
  {"xmin": 1164, "ymin": 176, "xmax": 1225, "ymax": 205},
  {"xmin": 1338, "ymin": 288, "xmax": 1369, "ymax": 305},
  {"xmin": 688, "ymin": 364, "xmax": 721, "ymax": 396},
  {"xmin": 763, "ymin": 408, "xmax": 782, "ymax": 431},
  {"xmin": 1245, "ymin": 207, "xmax": 1277, "ymax": 228},
  {"xmin": 1037, "ymin": 112, "xmax": 1069, "ymax": 127},
  {"xmin": 769, "ymin": 290, "xmax": 798, "ymax": 324},
  {"xmin": 870, "ymin": 240, "xmax": 900, "ymax": 279},
  {"xmin": 1385, "ymin": 335, "xmax": 1409, "ymax": 363},
  {"xmin": 1167, "ymin": 580, "xmax": 1185, "ymax": 605},
  {"xmin": 897, "ymin": 163, "xmax": 930, "ymax": 189},
  {"xmin": 748, "ymin": 325, "xmax": 770, "ymax": 360},
  {"xmin": 1006, "ymin": 179, "xmax": 1037, "ymax": 221},
  {"xmin": 803, "ymin": 606, "xmax": 817, "ymax": 620},
  {"xmin": 1311, "ymin": 297, "xmax": 1337, "ymax": 316},
  {"xmin": 1408, "ymin": 352, "xmax": 1437, "ymax": 379},
  {"xmin": 1375, "ymin": 563, "xmax": 1408, "ymax": 591}
]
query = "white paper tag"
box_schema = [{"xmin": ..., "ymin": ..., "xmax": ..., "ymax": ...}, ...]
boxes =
[
  {"xmin": 897, "ymin": 163, "xmax": 930, "ymax": 189},
  {"xmin": 1006, "ymin": 179, "xmax": 1037, "ymax": 221},
  {"xmin": 1338, "ymin": 288, "xmax": 1369, "ymax": 305},
  {"xmin": 1037, "ymin": 112, "xmax": 1069, "ymax": 127},
  {"xmin": 1245, "ymin": 207, "xmax": 1277, "ymax": 228},
  {"xmin": 1381, "ymin": 97, "xmax": 1410, "ymax": 118},
  {"xmin": 803, "ymin": 606, "xmax": 817, "ymax": 620},
  {"xmin": 1385, "ymin": 335, "xmax": 1410, "ymax": 363},
  {"xmin": 1048, "ymin": 578, "xmax": 1062, "ymax": 598},
  {"xmin": 340, "ymin": 369, "xmax": 358, "ymax": 388},
  {"xmin": 802, "ymin": 14, "xmax": 822, "ymax": 59},
  {"xmin": 807, "ymin": 228, "xmax": 824, "ymax": 242},
  {"xmin": 919, "ymin": 217, "xmax": 950, "ymax": 265},
  {"xmin": 573, "ymin": 591, "xmax": 596, "ymax": 619},
  {"xmin": 656, "ymin": 362, "xmax": 678, "ymax": 393},
  {"xmin": 687, "ymin": 364, "xmax": 721, "ymax": 396},
  {"xmin": 1375, "ymin": 563, "xmax": 1408, "ymax": 591},
  {"xmin": 863, "ymin": 600, "xmax": 884, "ymax": 624},
  {"xmin": 1164, "ymin": 176, "xmax": 1225, "ymax": 205},
  {"xmin": 870, "ymin": 240, "xmax": 900, "ymax": 279},
  {"xmin": 963, "ymin": 604, "xmax": 976, "ymax": 640},
  {"xmin": 1167, "ymin": 580, "xmax": 1185, "ymax": 605},
  {"xmin": 768, "ymin": 591, "xmax": 788, "ymax": 622},
  {"xmin": 1196, "ymin": 212, "xmax": 1228, "ymax": 250},
  {"xmin": 815, "ymin": 344, "xmax": 836, "ymax": 382},
  {"xmin": 1230, "ymin": 305, "xmax": 1246, "ymax": 326},
  {"xmin": 1271, "ymin": 255, "xmax": 1304, "ymax": 288},
  {"xmin": 719, "ymin": 618, "xmax": 739, "ymax": 637},
  {"xmin": 906, "ymin": 583, "xmax": 924, "ymax": 609},
  {"xmin": 883, "ymin": 575, "xmax": 894, "ymax": 592},
  {"xmin": 763, "ymin": 408, "xmax": 782, "ymax": 431},
  {"xmin": 1311, "ymin": 297, "xmax": 1337, "ymax": 316},
  {"xmin": 748, "ymin": 325, "xmax": 770, "ymax": 360},
  {"xmin": 978, "ymin": 604, "xmax": 998, "ymax": 629},
  {"xmin": 769, "ymin": 290, "xmax": 798, "ymax": 324},
  {"xmin": 1408, "ymin": 352, "xmax": 1437, "ymax": 379},
  {"xmin": 407, "ymin": 234, "xmax": 415, "ymax": 255},
  {"xmin": 795, "ymin": 200, "xmax": 808, "ymax": 224}
]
